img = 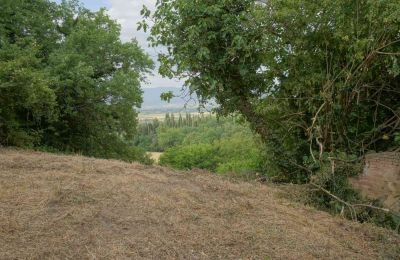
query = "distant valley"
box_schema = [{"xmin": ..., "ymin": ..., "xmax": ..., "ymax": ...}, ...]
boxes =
[
  {"xmin": 142, "ymin": 87, "xmax": 196, "ymax": 110},
  {"xmin": 140, "ymin": 87, "xmax": 213, "ymax": 115}
]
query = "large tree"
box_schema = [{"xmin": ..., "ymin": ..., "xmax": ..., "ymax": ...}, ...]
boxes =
[
  {"xmin": 46, "ymin": 6, "xmax": 153, "ymax": 159},
  {"xmin": 0, "ymin": 0, "xmax": 153, "ymax": 162},
  {"xmin": 142, "ymin": 0, "xmax": 400, "ymax": 179}
]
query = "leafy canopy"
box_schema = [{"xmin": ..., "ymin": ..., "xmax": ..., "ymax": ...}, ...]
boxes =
[
  {"xmin": 0, "ymin": 0, "xmax": 153, "ymax": 162},
  {"xmin": 142, "ymin": 0, "xmax": 400, "ymax": 179}
]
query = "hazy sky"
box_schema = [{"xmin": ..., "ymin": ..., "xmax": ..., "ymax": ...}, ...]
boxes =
[{"xmin": 55, "ymin": 0, "xmax": 183, "ymax": 89}]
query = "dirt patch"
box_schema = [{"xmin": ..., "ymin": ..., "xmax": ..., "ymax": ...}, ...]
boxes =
[
  {"xmin": 148, "ymin": 152, "xmax": 163, "ymax": 163},
  {"xmin": 0, "ymin": 148, "xmax": 399, "ymax": 259}
]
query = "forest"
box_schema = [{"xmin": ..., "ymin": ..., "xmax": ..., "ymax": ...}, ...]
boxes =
[
  {"xmin": 1, "ymin": 0, "xmax": 399, "ymax": 231},
  {"xmin": 135, "ymin": 114, "xmax": 264, "ymax": 178}
]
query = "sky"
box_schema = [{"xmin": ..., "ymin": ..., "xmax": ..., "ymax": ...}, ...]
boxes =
[{"xmin": 54, "ymin": 0, "xmax": 183, "ymax": 89}]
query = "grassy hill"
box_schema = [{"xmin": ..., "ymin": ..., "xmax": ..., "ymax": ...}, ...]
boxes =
[{"xmin": 0, "ymin": 148, "xmax": 399, "ymax": 259}]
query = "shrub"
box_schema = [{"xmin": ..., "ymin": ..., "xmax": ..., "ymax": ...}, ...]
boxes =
[{"xmin": 159, "ymin": 143, "xmax": 219, "ymax": 170}]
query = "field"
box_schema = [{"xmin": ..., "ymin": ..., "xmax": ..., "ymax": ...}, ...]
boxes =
[
  {"xmin": 0, "ymin": 148, "xmax": 399, "ymax": 259},
  {"xmin": 138, "ymin": 112, "xmax": 167, "ymax": 122}
]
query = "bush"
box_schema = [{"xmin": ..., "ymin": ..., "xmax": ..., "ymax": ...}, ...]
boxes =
[
  {"xmin": 160, "ymin": 143, "xmax": 219, "ymax": 170},
  {"xmin": 215, "ymin": 132, "xmax": 263, "ymax": 174}
]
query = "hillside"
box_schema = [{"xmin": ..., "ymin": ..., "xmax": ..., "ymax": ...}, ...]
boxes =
[
  {"xmin": 141, "ymin": 87, "xmax": 197, "ymax": 111},
  {"xmin": 140, "ymin": 87, "xmax": 215, "ymax": 115},
  {"xmin": 0, "ymin": 148, "xmax": 399, "ymax": 259}
]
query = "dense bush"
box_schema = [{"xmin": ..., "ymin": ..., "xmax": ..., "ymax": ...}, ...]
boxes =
[
  {"xmin": 159, "ymin": 143, "xmax": 219, "ymax": 170},
  {"xmin": 214, "ymin": 132, "xmax": 263, "ymax": 175},
  {"xmin": 160, "ymin": 132, "xmax": 263, "ymax": 175}
]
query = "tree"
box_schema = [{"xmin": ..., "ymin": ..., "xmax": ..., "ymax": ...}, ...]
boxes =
[
  {"xmin": 0, "ymin": 0, "xmax": 153, "ymax": 163},
  {"xmin": 142, "ymin": 0, "xmax": 400, "ymax": 180},
  {"xmin": 0, "ymin": 0, "xmax": 59, "ymax": 146},
  {"xmin": 45, "ymin": 7, "xmax": 153, "ymax": 159}
]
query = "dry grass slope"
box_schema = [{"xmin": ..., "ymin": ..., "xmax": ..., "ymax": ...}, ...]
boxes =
[{"xmin": 0, "ymin": 148, "xmax": 399, "ymax": 259}]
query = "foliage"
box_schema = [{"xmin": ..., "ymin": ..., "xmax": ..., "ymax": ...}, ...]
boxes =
[
  {"xmin": 395, "ymin": 132, "xmax": 400, "ymax": 146},
  {"xmin": 0, "ymin": 0, "xmax": 153, "ymax": 163},
  {"xmin": 159, "ymin": 143, "xmax": 219, "ymax": 170},
  {"xmin": 214, "ymin": 131, "xmax": 263, "ymax": 175},
  {"xmin": 136, "ymin": 114, "xmax": 264, "ymax": 174},
  {"xmin": 44, "ymin": 7, "xmax": 153, "ymax": 160},
  {"xmin": 135, "ymin": 113, "xmax": 213, "ymax": 151},
  {"xmin": 0, "ymin": 0, "xmax": 59, "ymax": 146},
  {"xmin": 142, "ymin": 0, "xmax": 400, "ymax": 181}
]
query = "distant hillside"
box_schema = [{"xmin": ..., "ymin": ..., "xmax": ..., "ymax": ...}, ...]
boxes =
[
  {"xmin": 0, "ymin": 148, "xmax": 399, "ymax": 259},
  {"xmin": 141, "ymin": 87, "xmax": 199, "ymax": 112}
]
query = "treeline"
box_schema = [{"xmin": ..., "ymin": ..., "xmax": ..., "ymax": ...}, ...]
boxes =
[
  {"xmin": 138, "ymin": 113, "xmax": 212, "ymax": 136},
  {"xmin": 136, "ymin": 113, "xmax": 214, "ymax": 151},
  {"xmin": 163, "ymin": 113, "xmax": 211, "ymax": 128},
  {"xmin": 0, "ymin": 0, "xmax": 153, "ymax": 162},
  {"xmin": 135, "ymin": 114, "xmax": 264, "ymax": 177}
]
